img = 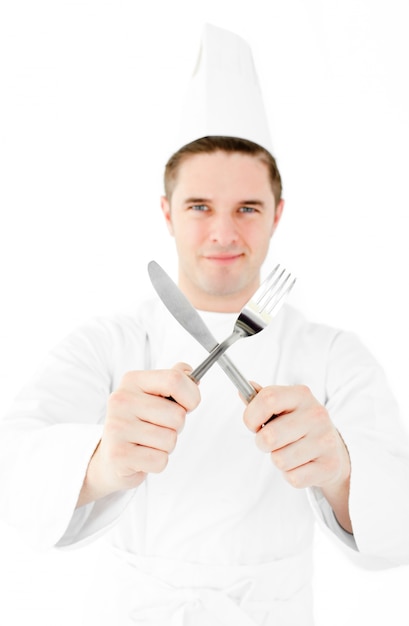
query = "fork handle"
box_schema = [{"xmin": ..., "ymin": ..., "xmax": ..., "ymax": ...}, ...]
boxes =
[{"xmin": 189, "ymin": 330, "xmax": 243, "ymax": 383}]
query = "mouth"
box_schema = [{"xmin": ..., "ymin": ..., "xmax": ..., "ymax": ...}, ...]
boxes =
[{"xmin": 203, "ymin": 253, "xmax": 244, "ymax": 264}]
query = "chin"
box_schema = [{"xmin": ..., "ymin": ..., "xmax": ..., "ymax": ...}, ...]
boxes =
[{"xmin": 200, "ymin": 275, "xmax": 246, "ymax": 298}]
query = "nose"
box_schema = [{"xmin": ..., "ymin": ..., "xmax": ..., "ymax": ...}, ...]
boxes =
[{"xmin": 209, "ymin": 213, "xmax": 239, "ymax": 246}]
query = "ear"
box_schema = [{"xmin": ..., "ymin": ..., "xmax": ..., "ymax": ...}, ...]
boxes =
[
  {"xmin": 160, "ymin": 196, "xmax": 174, "ymax": 236},
  {"xmin": 271, "ymin": 199, "xmax": 285, "ymax": 236}
]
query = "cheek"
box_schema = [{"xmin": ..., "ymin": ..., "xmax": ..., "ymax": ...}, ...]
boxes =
[
  {"xmin": 174, "ymin": 220, "xmax": 207, "ymax": 245},
  {"xmin": 244, "ymin": 222, "xmax": 273, "ymax": 247}
]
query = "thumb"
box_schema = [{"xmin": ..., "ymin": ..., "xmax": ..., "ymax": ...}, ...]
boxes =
[{"xmin": 172, "ymin": 361, "xmax": 194, "ymax": 376}]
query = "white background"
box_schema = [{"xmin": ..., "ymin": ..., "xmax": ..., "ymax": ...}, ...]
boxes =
[{"xmin": 0, "ymin": 0, "xmax": 408, "ymax": 623}]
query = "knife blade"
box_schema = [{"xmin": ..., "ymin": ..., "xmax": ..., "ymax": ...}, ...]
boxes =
[{"xmin": 147, "ymin": 260, "xmax": 257, "ymax": 402}]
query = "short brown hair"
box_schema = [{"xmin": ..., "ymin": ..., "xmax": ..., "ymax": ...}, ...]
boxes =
[{"xmin": 164, "ymin": 136, "xmax": 283, "ymax": 205}]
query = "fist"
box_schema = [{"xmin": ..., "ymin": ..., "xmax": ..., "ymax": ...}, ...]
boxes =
[{"xmin": 80, "ymin": 363, "xmax": 200, "ymax": 504}]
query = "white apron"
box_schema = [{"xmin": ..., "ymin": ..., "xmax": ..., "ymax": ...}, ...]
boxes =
[{"xmin": 81, "ymin": 546, "xmax": 314, "ymax": 625}]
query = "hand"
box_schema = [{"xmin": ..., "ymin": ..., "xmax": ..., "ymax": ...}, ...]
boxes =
[
  {"xmin": 77, "ymin": 363, "xmax": 200, "ymax": 506},
  {"xmin": 243, "ymin": 384, "xmax": 352, "ymax": 532}
]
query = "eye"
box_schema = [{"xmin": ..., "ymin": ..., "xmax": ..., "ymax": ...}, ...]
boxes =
[
  {"xmin": 190, "ymin": 204, "xmax": 209, "ymax": 212},
  {"xmin": 239, "ymin": 206, "xmax": 258, "ymax": 214}
]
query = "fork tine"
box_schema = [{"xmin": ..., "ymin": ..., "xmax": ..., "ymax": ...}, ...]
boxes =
[
  {"xmin": 254, "ymin": 265, "xmax": 283, "ymax": 307},
  {"xmin": 265, "ymin": 275, "xmax": 297, "ymax": 315},
  {"xmin": 257, "ymin": 267, "xmax": 289, "ymax": 310},
  {"xmin": 258, "ymin": 271, "xmax": 291, "ymax": 311}
]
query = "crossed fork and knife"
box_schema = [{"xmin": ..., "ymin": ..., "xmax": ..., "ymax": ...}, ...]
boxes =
[{"xmin": 148, "ymin": 261, "xmax": 296, "ymax": 405}]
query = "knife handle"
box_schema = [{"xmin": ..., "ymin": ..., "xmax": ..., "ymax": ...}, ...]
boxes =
[{"xmin": 217, "ymin": 354, "xmax": 257, "ymax": 403}]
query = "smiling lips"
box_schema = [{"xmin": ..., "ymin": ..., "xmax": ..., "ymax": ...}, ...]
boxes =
[{"xmin": 203, "ymin": 252, "xmax": 244, "ymax": 263}]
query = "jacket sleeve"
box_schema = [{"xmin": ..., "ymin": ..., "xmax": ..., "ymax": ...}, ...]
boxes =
[
  {"xmin": 0, "ymin": 316, "xmax": 147, "ymax": 549},
  {"xmin": 308, "ymin": 330, "xmax": 409, "ymax": 567}
]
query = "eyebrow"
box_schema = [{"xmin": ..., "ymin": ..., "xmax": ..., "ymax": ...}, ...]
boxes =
[
  {"xmin": 239, "ymin": 200, "xmax": 265, "ymax": 207},
  {"xmin": 184, "ymin": 197, "xmax": 211, "ymax": 204},
  {"xmin": 183, "ymin": 197, "xmax": 265, "ymax": 207}
]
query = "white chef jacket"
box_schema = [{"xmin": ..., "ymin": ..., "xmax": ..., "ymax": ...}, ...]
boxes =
[{"xmin": 1, "ymin": 298, "xmax": 409, "ymax": 625}]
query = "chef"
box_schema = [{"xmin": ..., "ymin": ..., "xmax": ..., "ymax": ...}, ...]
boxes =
[{"xmin": 1, "ymin": 24, "xmax": 409, "ymax": 626}]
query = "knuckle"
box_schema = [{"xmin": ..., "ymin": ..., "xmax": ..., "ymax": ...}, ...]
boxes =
[
  {"xmin": 108, "ymin": 389, "xmax": 129, "ymax": 408},
  {"xmin": 322, "ymin": 449, "xmax": 340, "ymax": 476},
  {"xmin": 167, "ymin": 368, "xmax": 185, "ymax": 387},
  {"xmin": 173, "ymin": 361, "xmax": 193, "ymax": 374},
  {"xmin": 189, "ymin": 386, "xmax": 201, "ymax": 410},
  {"xmin": 166, "ymin": 428, "xmax": 178, "ymax": 452},
  {"xmin": 271, "ymin": 450, "xmax": 284, "ymax": 470},
  {"xmin": 150, "ymin": 449, "xmax": 169, "ymax": 473},
  {"xmin": 121, "ymin": 370, "xmax": 139, "ymax": 388},
  {"xmin": 167, "ymin": 400, "xmax": 186, "ymax": 426},
  {"xmin": 309, "ymin": 403, "xmax": 328, "ymax": 426},
  {"xmin": 262, "ymin": 418, "xmax": 280, "ymax": 447},
  {"xmin": 131, "ymin": 445, "xmax": 169, "ymax": 474},
  {"xmin": 109, "ymin": 441, "xmax": 130, "ymax": 469},
  {"xmin": 173, "ymin": 410, "xmax": 186, "ymax": 433},
  {"xmin": 168, "ymin": 370, "xmax": 200, "ymax": 411},
  {"xmin": 286, "ymin": 470, "xmax": 303, "ymax": 489},
  {"xmin": 296, "ymin": 384, "xmax": 311, "ymax": 398},
  {"xmin": 259, "ymin": 386, "xmax": 278, "ymax": 406},
  {"xmin": 242, "ymin": 407, "xmax": 252, "ymax": 429},
  {"xmin": 263, "ymin": 427, "xmax": 277, "ymax": 450},
  {"xmin": 104, "ymin": 413, "xmax": 126, "ymax": 439},
  {"xmin": 244, "ymin": 415, "xmax": 259, "ymax": 436},
  {"xmin": 295, "ymin": 384, "xmax": 314, "ymax": 408},
  {"xmin": 327, "ymin": 456, "xmax": 340, "ymax": 475},
  {"xmin": 320, "ymin": 429, "xmax": 338, "ymax": 451}
]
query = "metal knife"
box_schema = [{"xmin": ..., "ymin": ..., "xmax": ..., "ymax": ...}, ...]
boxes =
[{"xmin": 147, "ymin": 260, "xmax": 257, "ymax": 402}]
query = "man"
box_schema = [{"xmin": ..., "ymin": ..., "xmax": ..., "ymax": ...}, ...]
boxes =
[
  {"xmin": 1, "ymin": 24, "xmax": 409, "ymax": 626},
  {"xmin": 78, "ymin": 135, "xmax": 352, "ymax": 535}
]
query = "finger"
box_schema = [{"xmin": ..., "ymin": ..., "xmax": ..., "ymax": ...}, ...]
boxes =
[
  {"xmin": 256, "ymin": 400, "xmax": 331, "ymax": 454},
  {"xmin": 119, "ymin": 366, "xmax": 200, "ymax": 412},
  {"xmin": 281, "ymin": 457, "xmax": 340, "ymax": 490},
  {"xmin": 269, "ymin": 435, "xmax": 315, "ymax": 472},
  {"xmin": 116, "ymin": 442, "xmax": 170, "ymax": 476},
  {"xmin": 284, "ymin": 430, "xmax": 350, "ymax": 488},
  {"xmin": 125, "ymin": 388, "xmax": 189, "ymax": 431},
  {"xmin": 128, "ymin": 419, "xmax": 178, "ymax": 454},
  {"xmin": 255, "ymin": 409, "xmax": 308, "ymax": 453},
  {"xmin": 282, "ymin": 461, "xmax": 317, "ymax": 489},
  {"xmin": 243, "ymin": 385, "xmax": 311, "ymax": 433},
  {"xmin": 108, "ymin": 387, "xmax": 187, "ymax": 433},
  {"xmin": 269, "ymin": 428, "xmax": 349, "ymax": 488},
  {"xmin": 173, "ymin": 361, "xmax": 195, "ymax": 375}
]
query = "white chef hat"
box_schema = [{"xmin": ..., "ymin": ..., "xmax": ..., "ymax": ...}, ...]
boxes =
[{"xmin": 175, "ymin": 23, "xmax": 274, "ymax": 155}]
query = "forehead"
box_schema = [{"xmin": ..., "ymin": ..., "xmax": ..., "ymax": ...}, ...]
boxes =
[{"xmin": 173, "ymin": 150, "xmax": 273, "ymax": 198}]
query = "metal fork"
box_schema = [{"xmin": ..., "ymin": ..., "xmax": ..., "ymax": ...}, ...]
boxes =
[{"xmin": 189, "ymin": 265, "xmax": 296, "ymax": 383}]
